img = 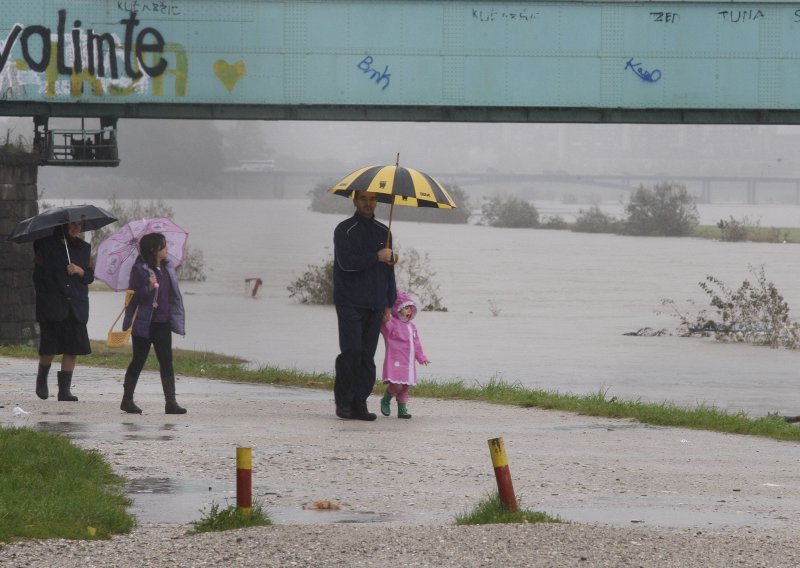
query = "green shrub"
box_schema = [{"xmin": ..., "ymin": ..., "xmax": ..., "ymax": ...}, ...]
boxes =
[
  {"xmin": 287, "ymin": 259, "xmax": 335, "ymax": 305},
  {"xmin": 288, "ymin": 246, "xmax": 447, "ymax": 311},
  {"xmin": 394, "ymin": 247, "xmax": 447, "ymax": 311},
  {"xmin": 480, "ymin": 195, "xmax": 539, "ymax": 228},
  {"xmin": 660, "ymin": 265, "xmax": 800, "ymax": 349},
  {"xmin": 571, "ymin": 206, "xmax": 620, "ymax": 234},
  {"xmin": 540, "ymin": 215, "xmax": 569, "ymax": 230},
  {"xmin": 1, "ymin": 127, "xmax": 32, "ymax": 153},
  {"xmin": 716, "ymin": 216, "xmax": 756, "ymax": 242},
  {"xmin": 308, "ymin": 181, "xmax": 353, "ymax": 215},
  {"xmin": 623, "ymin": 182, "xmax": 698, "ymax": 236}
]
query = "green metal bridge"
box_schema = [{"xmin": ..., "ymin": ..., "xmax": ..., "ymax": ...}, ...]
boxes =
[{"xmin": 2, "ymin": 0, "xmax": 800, "ymax": 165}]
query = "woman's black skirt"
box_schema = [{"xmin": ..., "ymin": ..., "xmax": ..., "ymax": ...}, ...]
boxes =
[{"xmin": 38, "ymin": 313, "xmax": 91, "ymax": 356}]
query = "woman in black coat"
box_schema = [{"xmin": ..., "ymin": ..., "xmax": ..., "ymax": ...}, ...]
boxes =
[{"xmin": 33, "ymin": 221, "xmax": 94, "ymax": 401}]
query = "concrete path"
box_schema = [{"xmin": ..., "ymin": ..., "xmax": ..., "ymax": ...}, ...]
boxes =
[{"xmin": 2, "ymin": 355, "xmax": 799, "ymax": 531}]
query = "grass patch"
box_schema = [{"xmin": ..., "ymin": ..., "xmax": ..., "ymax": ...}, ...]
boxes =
[
  {"xmin": 0, "ymin": 427, "xmax": 134, "ymax": 542},
  {"xmin": 188, "ymin": 500, "xmax": 271, "ymax": 534},
  {"xmin": 455, "ymin": 492, "xmax": 561, "ymax": 525},
  {"xmin": 2, "ymin": 342, "xmax": 799, "ymax": 442}
]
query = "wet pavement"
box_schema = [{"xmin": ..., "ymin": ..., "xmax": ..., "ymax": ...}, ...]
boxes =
[{"xmin": 2, "ymin": 356, "xmax": 800, "ymax": 530}]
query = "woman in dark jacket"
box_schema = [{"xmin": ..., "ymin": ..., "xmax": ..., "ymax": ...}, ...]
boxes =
[
  {"xmin": 33, "ymin": 222, "xmax": 94, "ymax": 402},
  {"xmin": 120, "ymin": 232, "xmax": 187, "ymax": 414}
]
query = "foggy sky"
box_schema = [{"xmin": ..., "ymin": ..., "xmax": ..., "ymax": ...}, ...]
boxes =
[
  {"xmin": 3, "ymin": 117, "xmax": 800, "ymax": 196},
  {"xmin": 220, "ymin": 120, "xmax": 800, "ymax": 178}
]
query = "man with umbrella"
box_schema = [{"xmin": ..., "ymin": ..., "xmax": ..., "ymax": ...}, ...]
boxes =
[{"xmin": 333, "ymin": 190, "xmax": 397, "ymax": 420}]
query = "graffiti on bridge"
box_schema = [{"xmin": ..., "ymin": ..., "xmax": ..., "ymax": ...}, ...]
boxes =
[{"xmin": 0, "ymin": 9, "xmax": 187, "ymax": 99}]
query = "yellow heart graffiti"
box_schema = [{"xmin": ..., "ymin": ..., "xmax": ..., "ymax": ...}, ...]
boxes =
[{"xmin": 213, "ymin": 59, "xmax": 247, "ymax": 93}]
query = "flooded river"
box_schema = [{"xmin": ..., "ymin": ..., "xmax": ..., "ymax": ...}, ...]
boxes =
[{"xmin": 79, "ymin": 198, "xmax": 800, "ymax": 418}]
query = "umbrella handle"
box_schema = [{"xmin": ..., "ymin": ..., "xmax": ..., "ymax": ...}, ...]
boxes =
[
  {"xmin": 383, "ymin": 198, "xmax": 397, "ymax": 265},
  {"xmin": 61, "ymin": 228, "xmax": 72, "ymax": 264},
  {"xmin": 383, "ymin": 215, "xmax": 397, "ymax": 265}
]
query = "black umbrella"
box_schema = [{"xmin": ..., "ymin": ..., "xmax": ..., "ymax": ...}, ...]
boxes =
[{"xmin": 8, "ymin": 204, "xmax": 117, "ymax": 262}]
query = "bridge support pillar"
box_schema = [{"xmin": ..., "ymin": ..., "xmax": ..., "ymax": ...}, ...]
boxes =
[
  {"xmin": 0, "ymin": 154, "xmax": 40, "ymax": 346},
  {"xmin": 746, "ymin": 180, "xmax": 757, "ymax": 204},
  {"xmin": 701, "ymin": 179, "xmax": 711, "ymax": 203}
]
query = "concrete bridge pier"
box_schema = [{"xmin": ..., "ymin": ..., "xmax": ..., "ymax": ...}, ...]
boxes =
[
  {"xmin": 700, "ymin": 179, "xmax": 711, "ymax": 203},
  {"xmin": 746, "ymin": 180, "xmax": 758, "ymax": 204},
  {"xmin": 0, "ymin": 154, "xmax": 40, "ymax": 346}
]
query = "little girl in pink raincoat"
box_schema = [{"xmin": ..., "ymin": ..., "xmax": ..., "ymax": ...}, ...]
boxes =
[{"xmin": 380, "ymin": 291, "xmax": 430, "ymax": 419}]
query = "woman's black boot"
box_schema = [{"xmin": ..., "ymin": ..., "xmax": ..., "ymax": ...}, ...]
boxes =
[
  {"xmin": 56, "ymin": 371, "xmax": 78, "ymax": 402},
  {"xmin": 161, "ymin": 376, "xmax": 187, "ymax": 414},
  {"xmin": 120, "ymin": 376, "xmax": 142, "ymax": 414},
  {"xmin": 36, "ymin": 363, "xmax": 51, "ymax": 399}
]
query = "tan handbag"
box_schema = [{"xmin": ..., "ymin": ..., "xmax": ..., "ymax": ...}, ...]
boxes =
[{"xmin": 106, "ymin": 290, "xmax": 138, "ymax": 348}]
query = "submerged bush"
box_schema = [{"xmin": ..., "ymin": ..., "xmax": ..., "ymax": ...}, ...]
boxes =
[
  {"xmin": 288, "ymin": 246, "xmax": 447, "ymax": 311},
  {"xmin": 715, "ymin": 217, "xmax": 790, "ymax": 244},
  {"xmin": 287, "ymin": 259, "xmax": 335, "ymax": 305},
  {"xmin": 308, "ymin": 181, "xmax": 353, "ymax": 215},
  {"xmin": 480, "ymin": 195, "xmax": 539, "ymax": 228},
  {"xmin": 539, "ymin": 215, "xmax": 569, "ymax": 230},
  {"xmin": 393, "ymin": 247, "xmax": 447, "ymax": 312},
  {"xmin": 572, "ymin": 206, "xmax": 620, "ymax": 234},
  {"xmin": 716, "ymin": 216, "xmax": 755, "ymax": 242},
  {"xmin": 660, "ymin": 265, "xmax": 800, "ymax": 349},
  {"xmin": 623, "ymin": 182, "xmax": 698, "ymax": 236}
]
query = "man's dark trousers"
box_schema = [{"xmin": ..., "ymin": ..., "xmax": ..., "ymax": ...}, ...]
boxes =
[{"xmin": 334, "ymin": 305, "xmax": 383, "ymax": 412}]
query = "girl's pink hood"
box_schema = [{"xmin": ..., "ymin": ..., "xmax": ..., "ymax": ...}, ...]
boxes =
[{"xmin": 391, "ymin": 290, "xmax": 417, "ymax": 321}]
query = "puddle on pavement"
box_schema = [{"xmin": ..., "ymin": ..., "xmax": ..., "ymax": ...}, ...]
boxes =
[
  {"xmin": 127, "ymin": 477, "xmax": 220, "ymax": 524},
  {"xmin": 34, "ymin": 421, "xmax": 91, "ymax": 438},
  {"xmin": 126, "ymin": 475, "xmax": 765, "ymax": 528},
  {"xmin": 126, "ymin": 476, "xmax": 410, "ymax": 525},
  {"xmin": 27, "ymin": 420, "xmax": 779, "ymax": 529},
  {"xmin": 35, "ymin": 420, "xmax": 179, "ymax": 441}
]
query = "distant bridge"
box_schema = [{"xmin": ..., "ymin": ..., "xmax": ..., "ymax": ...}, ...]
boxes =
[{"xmin": 224, "ymin": 169, "xmax": 800, "ymax": 204}]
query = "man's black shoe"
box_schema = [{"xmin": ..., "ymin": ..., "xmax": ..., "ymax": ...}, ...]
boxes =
[
  {"xmin": 336, "ymin": 405, "xmax": 353, "ymax": 419},
  {"xmin": 353, "ymin": 408, "xmax": 377, "ymax": 421}
]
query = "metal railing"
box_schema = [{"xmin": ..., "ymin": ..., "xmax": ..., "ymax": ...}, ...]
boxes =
[{"xmin": 44, "ymin": 127, "xmax": 119, "ymax": 167}]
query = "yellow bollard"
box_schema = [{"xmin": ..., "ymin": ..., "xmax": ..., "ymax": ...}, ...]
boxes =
[
  {"xmin": 236, "ymin": 447, "xmax": 252, "ymax": 517},
  {"xmin": 487, "ymin": 437, "xmax": 518, "ymax": 512}
]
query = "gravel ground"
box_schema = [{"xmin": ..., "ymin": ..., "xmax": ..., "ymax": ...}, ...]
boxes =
[{"xmin": 1, "ymin": 356, "xmax": 799, "ymax": 567}]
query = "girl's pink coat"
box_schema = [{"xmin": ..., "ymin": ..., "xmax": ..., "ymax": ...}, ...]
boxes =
[{"xmin": 381, "ymin": 291, "xmax": 429, "ymax": 385}]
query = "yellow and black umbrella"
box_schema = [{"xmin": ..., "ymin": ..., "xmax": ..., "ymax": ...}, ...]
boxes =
[
  {"xmin": 329, "ymin": 157, "xmax": 456, "ymax": 209},
  {"xmin": 329, "ymin": 154, "xmax": 457, "ymax": 263}
]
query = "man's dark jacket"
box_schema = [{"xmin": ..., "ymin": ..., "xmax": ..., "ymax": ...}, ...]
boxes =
[{"xmin": 333, "ymin": 213, "xmax": 397, "ymax": 310}]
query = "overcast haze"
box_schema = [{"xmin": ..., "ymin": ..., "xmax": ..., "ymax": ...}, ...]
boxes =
[{"xmin": 3, "ymin": 116, "xmax": 800, "ymax": 199}]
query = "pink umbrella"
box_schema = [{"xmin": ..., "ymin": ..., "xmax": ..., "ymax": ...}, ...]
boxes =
[{"xmin": 95, "ymin": 217, "xmax": 188, "ymax": 291}]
